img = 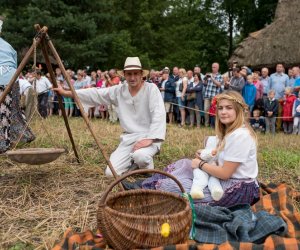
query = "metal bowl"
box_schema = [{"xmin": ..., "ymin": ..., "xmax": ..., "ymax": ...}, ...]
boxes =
[{"xmin": 6, "ymin": 148, "xmax": 65, "ymax": 165}]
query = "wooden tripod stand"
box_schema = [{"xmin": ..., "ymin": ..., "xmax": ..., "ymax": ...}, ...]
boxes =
[{"xmin": 0, "ymin": 24, "xmax": 121, "ymax": 182}]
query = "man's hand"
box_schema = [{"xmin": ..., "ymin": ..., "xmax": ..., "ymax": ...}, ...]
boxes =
[
  {"xmin": 133, "ymin": 139, "xmax": 153, "ymax": 152},
  {"xmin": 191, "ymin": 158, "xmax": 201, "ymax": 169},
  {"xmin": 53, "ymin": 85, "xmax": 73, "ymax": 98}
]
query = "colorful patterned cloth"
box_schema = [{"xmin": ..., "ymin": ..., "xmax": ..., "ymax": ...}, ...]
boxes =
[{"xmin": 53, "ymin": 183, "xmax": 300, "ymax": 250}]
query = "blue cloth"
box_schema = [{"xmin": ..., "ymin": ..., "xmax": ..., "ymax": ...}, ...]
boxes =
[
  {"xmin": 0, "ymin": 38, "xmax": 17, "ymax": 86},
  {"xmin": 158, "ymin": 78, "xmax": 176, "ymax": 103},
  {"xmin": 294, "ymin": 78, "xmax": 300, "ymax": 95},
  {"xmin": 294, "ymin": 99, "xmax": 300, "ymax": 117},
  {"xmin": 260, "ymin": 76, "xmax": 270, "ymax": 95},
  {"xmin": 186, "ymin": 81, "xmax": 204, "ymax": 110},
  {"xmin": 269, "ymin": 72, "xmax": 289, "ymax": 99},
  {"xmin": 194, "ymin": 204, "xmax": 287, "ymax": 244},
  {"xmin": 242, "ymin": 83, "xmax": 257, "ymax": 106}
]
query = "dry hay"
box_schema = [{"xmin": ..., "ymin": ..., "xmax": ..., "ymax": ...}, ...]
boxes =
[{"xmin": 0, "ymin": 117, "xmax": 299, "ymax": 249}]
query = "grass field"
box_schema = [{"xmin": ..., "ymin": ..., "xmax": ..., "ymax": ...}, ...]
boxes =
[{"xmin": 0, "ymin": 116, "xmax": 299, "ymax": 249}]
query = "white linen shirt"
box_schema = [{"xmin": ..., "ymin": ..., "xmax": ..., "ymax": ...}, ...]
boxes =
[
  {"xmin": 76, "ymin": 82, "xmax": 166, "ymax": 147},
  {"xmin": 217, "ymin": 127, "xmax": 258, "ymax": 179}
]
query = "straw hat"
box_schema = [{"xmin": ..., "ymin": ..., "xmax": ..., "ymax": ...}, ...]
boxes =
[{"xmin": 117, "ymin": 57, "xmax": 149, "ymax": 77}]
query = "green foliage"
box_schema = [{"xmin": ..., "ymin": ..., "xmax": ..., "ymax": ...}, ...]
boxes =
[{"xmin": 1, "ymin": 0, "xmax": 278, "ymax": 71}]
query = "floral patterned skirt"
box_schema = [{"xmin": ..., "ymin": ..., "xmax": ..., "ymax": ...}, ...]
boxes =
[{"xmin": 0, "ymin": 82, "xmax": 35, "ymax": 153}]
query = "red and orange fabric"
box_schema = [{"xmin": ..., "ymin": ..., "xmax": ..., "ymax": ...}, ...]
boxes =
[{"xmin": 53, "ymin": 183, "xmax": 300, "ymax": 250}]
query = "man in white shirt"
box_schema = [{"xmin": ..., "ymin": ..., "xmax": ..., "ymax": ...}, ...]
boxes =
[
  {"xmin": 19, "ymin": 78, "xmax": 36, "ymax": 120},
  {"xmin": 54, "ymin": 57, "xmax": 166, "ymax": 176},
  {"xmin": 34, "ymin": 70, "xmax": 52, "ymax": 118}
]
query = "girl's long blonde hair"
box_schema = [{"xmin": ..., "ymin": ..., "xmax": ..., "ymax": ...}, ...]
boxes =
[{"xmin": 215, "ymin": 91, "xmax": 257, "ymax": 151}]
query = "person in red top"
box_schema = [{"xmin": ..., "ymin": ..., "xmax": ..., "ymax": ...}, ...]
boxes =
[
  {"xmin": 282, "ymin": 87, "xmax": 297, "ymax": 134},
  {"xmin": 209, "ymin": 95, "xmax": 217, "ymax": 128},
  {"xmin": 105, "ymin": 69, "xmax": 120, "ymax": 87}
]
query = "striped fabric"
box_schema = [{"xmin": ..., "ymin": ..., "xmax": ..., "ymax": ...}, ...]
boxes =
[{"xmin": 53, "ymin": 183, "xmax": 300, "ymax": 250}]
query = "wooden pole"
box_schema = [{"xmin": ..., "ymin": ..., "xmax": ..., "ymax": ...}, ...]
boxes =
[
  {"xmin": 0, "ymin": 27, "xmax": 48, "ymax": 105},
  {"xmin": 36, "ymin": 28, "xmax": 80, "ymax": 163},
  {"xmin": 43, "ymin": 29, "xmax": 123, "ymax": 187}
]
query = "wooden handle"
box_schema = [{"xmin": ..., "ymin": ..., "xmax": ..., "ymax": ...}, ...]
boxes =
[{"xmin": 99, "ymin": 169, "xmax": 185, "ymax": 205}]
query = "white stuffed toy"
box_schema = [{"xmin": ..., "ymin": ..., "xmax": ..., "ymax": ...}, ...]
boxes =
[{"xmin": 190, "ymin": 136, "xmax": 224, "ymax": 201}]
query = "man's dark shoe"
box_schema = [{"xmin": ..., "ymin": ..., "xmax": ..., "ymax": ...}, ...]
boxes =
[
  {"xmin": 121, "ymin": 179, "xmax": 144, "ymax": 190},
  {"xmin": 122, "ymin": 163, "xmax": 152, "ymax": 178}
]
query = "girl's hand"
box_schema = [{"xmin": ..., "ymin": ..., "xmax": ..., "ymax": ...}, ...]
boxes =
[{"xmin": 191, "ymin": 158, "xmax": 201, "ymax": 169}]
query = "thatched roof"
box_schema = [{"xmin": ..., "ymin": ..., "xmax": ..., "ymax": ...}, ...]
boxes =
[{"xmin": 229, "ymin": 0, "xmax": 300, "ymax": 70}]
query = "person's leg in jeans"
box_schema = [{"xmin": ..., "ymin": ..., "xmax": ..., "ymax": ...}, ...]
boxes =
[
  {"xmin": 195, "ymin": 105, "xmax": 201, "ymax": 127},
  {"xmin": 293, "ymin": 117, "xmax": 300, "ymax": 134},
  {"xmin": 265, "ymin": 117, "xmax": 270, "ymax": 134},
  {"xmin": 204, "ymin": 98, "xmax": 211, "ymax": 127},
  {"xmin": 271, "ymin": 117, "xmax": 276, "ymax": 134}
]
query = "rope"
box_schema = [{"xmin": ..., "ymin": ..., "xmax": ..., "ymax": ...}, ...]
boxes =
[
  {"xmin": 45, "ymin": 99, "xmax": 295, "ymax": 120},
  {"xmin": 182, "ymin": 193, "xmax": 196, "ymax": 240}
]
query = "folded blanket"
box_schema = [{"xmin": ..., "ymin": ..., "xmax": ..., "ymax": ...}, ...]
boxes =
[
  {"xmin": 194, "ymin": 203, "xmax": 287, "ymax": 244},
  {"xmin": 53, "ymin": 183, "xmax": 300, "ymax": 250}
]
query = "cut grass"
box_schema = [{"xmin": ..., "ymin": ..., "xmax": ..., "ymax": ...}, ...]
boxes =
[{"xmin": 0, "ymin": 116, "xmax": 299, "ymax": 249}]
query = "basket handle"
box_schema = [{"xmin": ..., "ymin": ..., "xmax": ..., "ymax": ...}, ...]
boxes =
[{"xmin": 99, "ymin": 169, "xmax": 186, "ymax": 206}]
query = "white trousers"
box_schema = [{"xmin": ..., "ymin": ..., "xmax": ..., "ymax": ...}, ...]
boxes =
[{"xmin": 105, "ymin": 140, "xmax": 159, "ymax": 177}]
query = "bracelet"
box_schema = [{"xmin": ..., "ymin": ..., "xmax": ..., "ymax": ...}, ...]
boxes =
[{"xmin": 198, "ymin": 160, "xmax": 207, "ymax": 170}]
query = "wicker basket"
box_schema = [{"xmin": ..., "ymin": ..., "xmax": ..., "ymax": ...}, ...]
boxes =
[{"xmin": 97, "ymin": 169, "xmax": 192, "ymax": 250}]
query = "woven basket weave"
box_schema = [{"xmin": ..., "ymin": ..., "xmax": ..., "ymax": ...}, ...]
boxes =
[{"xmin": 97, "ymin": 169, "xmax": 192, "ymax": 250}]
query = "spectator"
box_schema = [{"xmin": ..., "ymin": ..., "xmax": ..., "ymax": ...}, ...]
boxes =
[
  {"xmin": 147, "ymin": 69, "xmax": 159, "ymax": 85},
  {"xmin": 250, "ymin": 109, "xmax": 265, "ymax": 133},
  {"xmin": 253, "ymin": 71, "xmax": 264, "ymax": 101},
  {"xmin": 176, "ymin": 68, "xmax": 188, "ymax": 127},
  {"xmin": 260, "ymin": 67, "xmax": 270, "ymax": 98},
  {"xmin": 242, "ymin": 75, "xmax": 256, "ymax": 113},
  {"xmin": 269, "ymin": 63, "xmax": 289, "ymax": 130},
  {"xmin": 34, "ymin": 70, "xmax": 52, "ymax": 118},
  {"xmin": 292, "ymin": 67, "xmax": 300, "ymax": 96},
  {"xmin": 292, "ymin": 91, "xmax": 300, "ymax": 134},
  {"xmin": 282, "ymin": 87, "xmax": 296, "ymax": 134},
  {"xmin": 203, "ymin": 63, "xmax": 222, "ymax": 127},
  {"xmin": 55, "ymin": 67, "xmax": 64, "ymax": 82},
  {"xmin": 19, "ymin": 77, "xmax": 35, "ymax": 120},
  {"xmin": 158, "ymin": 70, "xmax": 176, "ymax": 124},
  {"xmin": 96, "ymin": 69, "xmax": 102, "ymax": 82},
  {"xmin": 82, "ymin": 69, "xmax": 91, "ymax": 85},
  {"xmin": 105, "ymin": 69, "xmax": 120, "ymax": 123},
  {"xmin": 208, "ymin": 95, "xmax": 217, "ymax": 128},
  {"xmin": 187, "ymin": 70, "xmax": 194, "ymax": 84},
  {"xmin": 193, "ymin": 65, "xmax": 205, "ymax": 80},
  {"xmin": 264, "ymin": 90, "xmax": 278, "ymax": 134},
  {"xmin": 170, "ymin": 66, "xmax": 179, "ymax": 82},
  {"xmin": 63, "ymin": 69, "xmax": 75, "ymax": 117},
  {"xmin": 186, "ymin": 73, "xmax": 203, "ymax": 128},
  {"xmin": 224, "ymin": 67, "xmax": 245, "ymax": 94}
]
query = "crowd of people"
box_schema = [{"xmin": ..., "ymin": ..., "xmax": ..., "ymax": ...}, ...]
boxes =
[{"xmin": 18, "ymin": 62, "xmax": 300, "ymax": 136}]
